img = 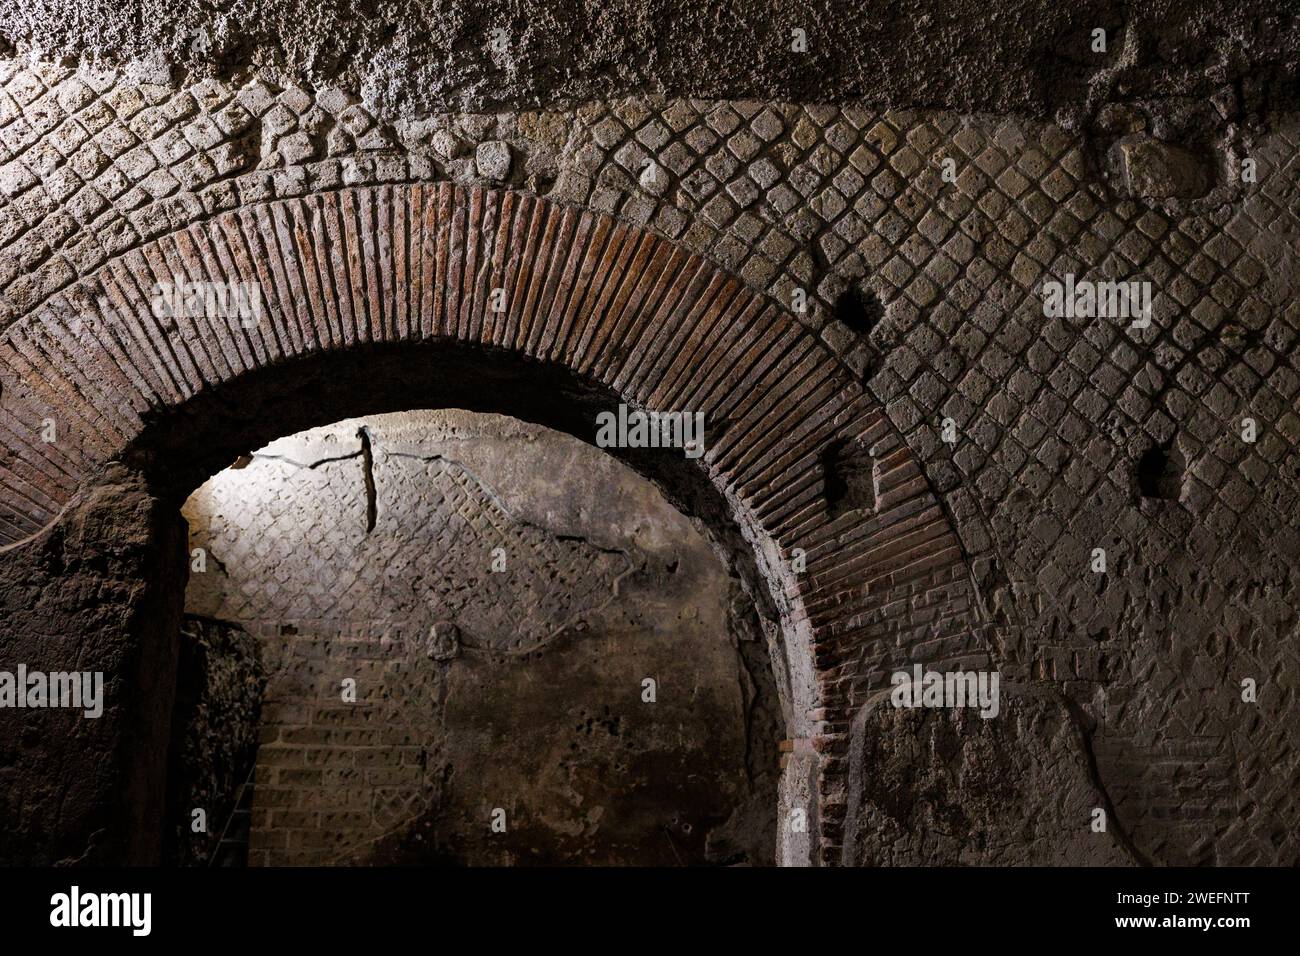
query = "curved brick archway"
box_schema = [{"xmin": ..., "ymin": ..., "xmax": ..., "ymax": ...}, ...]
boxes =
[{"xmin": 0, "ymin": 183, "xmax": 983, "ymax": 863}]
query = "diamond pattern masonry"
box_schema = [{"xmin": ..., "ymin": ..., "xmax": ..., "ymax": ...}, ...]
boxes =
[{"xmin": 1, "ymin": 58, "xmax": 1297, "ymax": 866}]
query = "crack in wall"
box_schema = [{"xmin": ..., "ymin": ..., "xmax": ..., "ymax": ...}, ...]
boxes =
[
  {"xmin": 358, "ymin": 426, "xmax": 378, "ymax": 534},
  {"xmin": 381, "ymin": 448, "xmax": 636, "ymax": 565},
  {"xmin": 1054, "ymin": 689, "xmax": 1153, "ymax": 867},
  {"xmin": 250, "ymin": 449, "xmax": 365, "ymax": 470}
]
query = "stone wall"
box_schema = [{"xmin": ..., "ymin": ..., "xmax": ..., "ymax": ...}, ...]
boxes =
[
  {"xmin": 163, "ymin": 616, "xmax": 266, "ymax": 866},
  {"xmin": 182, "ymin": 410, "xmax": 780, "ymax": 865},
  {"xmin": 0, "ymin": 28, "xmax": 1296, "ymax": 866},
  {"xmin": 0, "ymin": 464, "xmax": 185, "ymax": 864}
]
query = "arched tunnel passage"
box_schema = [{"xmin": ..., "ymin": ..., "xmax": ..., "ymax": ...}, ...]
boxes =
[
  {"xmin": 123, "ymin": 337, "xmax": 806, "ymax": 716},
  {"xmin": 122, "ymin": 340, "xmax": 811, "ymax": 865},
  {"xmin": 169, "ymin": 407, "xmax": 784, "ymax": 866}
]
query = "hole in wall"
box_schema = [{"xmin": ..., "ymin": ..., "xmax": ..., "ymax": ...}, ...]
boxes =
[
  {"xmin": 822, "ymin": 437, "xmax": 876, "ymax": 519},
  {"xmin": 1136, "ymin": 441, "xmax": 1184, "ymax": 500},
  {"xmin": 834, "ymin": 284, "xmax": 884, "ymax": 339}
]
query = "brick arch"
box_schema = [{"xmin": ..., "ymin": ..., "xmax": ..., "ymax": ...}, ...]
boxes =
[{"xmin": 0, "ymin": 183, "xmax": 984, "ymax": 863}]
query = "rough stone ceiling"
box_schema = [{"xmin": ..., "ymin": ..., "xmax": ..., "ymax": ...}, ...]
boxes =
[{"xmin": 2, "ymin": 1, "xmax": 1296, "ymax": 122}]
